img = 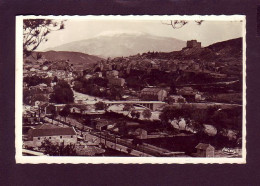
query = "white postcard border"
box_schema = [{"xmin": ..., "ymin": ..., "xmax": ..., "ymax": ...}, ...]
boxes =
[{"xmin": 16, "ymin": 15, "xmax": 246, "ymax": 164}]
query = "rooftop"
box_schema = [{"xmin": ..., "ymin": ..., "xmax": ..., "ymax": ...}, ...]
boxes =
[
  {"xmin": 34, "ymin": 124, "xmax": 61, "ymax": 130},
  {"xmin": 141, "ymin": 87, "xmax": 166, "ymax": 93},
  {"xmin": 30, "ymin": 127, "xmax": 76, "ymax": 137}
]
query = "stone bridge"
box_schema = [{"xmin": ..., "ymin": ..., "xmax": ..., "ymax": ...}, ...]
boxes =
[{"xmin": 104, "ymin": 101, "xmax": 166, "ymax": 111}]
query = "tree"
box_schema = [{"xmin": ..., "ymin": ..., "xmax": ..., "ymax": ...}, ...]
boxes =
[
  {"xmin": 73, "ymin": 81, "xmax": 83, "ymax": 91},
  {"xmin": 210, "ymin": 108, "xmax": 242, "ymax": 131},
  {"xmin": 109, "ymin": 86, "xmax": 123, "ymax": 100},
  {"xmin": 95, "ymin": 101, "xmax": 106, "ymax": 110},
  {"xmin": 123, "ymin": 104, "xmax": 132, "ymax": 111},
  {"xmin": 131, "ymin": 110, "xmax": 140, "ymax": 119},
  {"xmin": 31, "ymin": 94, "xmax": 48, "ymax": 105},
  {"xmin": 130, "ymin": 110, "xmax": 136, "ymax": 118},
  {"xmin": 50, "ymin": 80, "xmax": 74, "ymax": 104},
  {"xmin": 177, "ymin": 98, "xmax": 185, "ymax": 103},
  {"xmin": 53, "ymin": 76, "xmax": 58, "ymax": 83},
  {"xmin": 39, "ymin": 139, "xmax": 77, "ymax": 156},
  {"xmin": 48, "ymin": 105, "xmax": 57, "ymax": 124},
  {"xmin": 126, "ymin": 147, "xmax": 132, "ymax": 154},
  {"xmin": 23, "ymin": 19, "xmax": 65, "ymax": 57},
  {"xmin": 60, "ymin": 104, "xmax": 71, "ymax": 122},
  {"xmin": 73, "ymin": 104, "xmax": 88, "ymax": 115},
  {"xmin": 91, "ymin": 77, "xmax": 108, "ymax": 87},
  {"xmin": 169, "ymin": 80, "xmax": 176, "ymax": 94},
  {"xmin": 135, "ymin": 112, "xmax": 141, "ymax": 119},
  {"xmin": 132, "ymin": 138, "xmax": 143, "ymax": 146},
  {"xmin": 117, "ymin": 121, "xmax": 127, "ymax": 136},
  {"xmin": 123, "ymin": 104, "xmax": 134, "ymax": 116},
  {"xmin": 159, "ymin": 106, "xmax": 180, "ymax": 125},
  {"xmin": 43, "ymin": 77, "xmax": 52, "ymax": 86},
  {"xmin": 24, "ymin": 89, "xmax": 48, "ymax": 105},
  {"xmin": 142, "ymin": 109, "xmax": 152, "ymax": 120},
  {"xmin": 162, "ymin": 20, "xmax": 203, "ymax": 29},
  {"xmin": 159, "ymin": 105, "xmax": 193, "ymax": 129}
]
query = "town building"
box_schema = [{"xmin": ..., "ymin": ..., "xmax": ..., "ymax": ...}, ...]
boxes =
[
  {"xmin": 106, "ymin": 70, "xmax": 119, "ymax": 78},
  {"xmin": 195, "ymin": 93, "xmax": 204, "ymax": 101},
  {"xmin": 70, "ymin": 106, "xmax": 82, "ymax": 114},
  {"xmin": 23, "ymin": 110, "xmax": 43, "ymax": 125},
  {"xmin": 30, "ymin": 68, "xmax": 36, "ymax": 72},
  {"xmin": 42, "ymin": 66, "xmax": 49, "ymax": 71},
  {"xmin": 23, "ymin": 82, "xmax": 28, "ymax": 88},
  {"xmin": 44, "ymin": 104, "xmax": 66, "ymax": 115},
  {"xmin": 73, "ymin": 70, "xmax": 84, "ymax": 77},
  {"xmin": 76, "ymin": 145, "xmax": 105, "ymax": 156},
  {"xmin": 195, "ymin": 143, "xmax": 215, "ymax": 157},
  {"xmin": 140, "ymin": 87, "xmax": 168, "ymax": 101},
  {"xmin": 134, "ymin": 128, "xmax": 148, "ymax": 139},
  {"xmin": 84, "ymin": 74, "xmax": 93, "ymax": 79},
  {"xmin": 176, "ymin": 87, "xmax": 203, "ymax": 102},
  {"xmin": 191, "ymin": 63, "xmax": 200, "ymax": 70},
  {"xmin": 94, "ymin": 72, "xmax": 103, "ymax": 78},
  {"xmin": 93, "ymin": 118, "xmax": 111, "ymax": 131},
  {"xmin": 28, "ymin": 125, "xmax": 77, "ymax": 147},
  {"xmin": 178, "ymin": 63, "xmax": 189, "ymax": 71},
  {"xmin": 103, "ymin": 63, "xmax": 113, "ymax": 71},
  {"xmin": 150, "ymin": 61, "xmax": 159, "ymax": 69},
  {"xmin": 108, "ymin": 77, "xmax": 125, "ymax": 87},
  {"xmin": 168, "ymin": 95, "xmax": 186, "ymax": 104},
  {"xmin": 186, "ymin": 40, "xmax": 201, "ymax": 48}
]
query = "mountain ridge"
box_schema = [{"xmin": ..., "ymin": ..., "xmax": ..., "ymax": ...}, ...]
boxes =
[
  {"xmin": 25, "ymin": 51, "xmax": 103, "ymax": 69},
  {"xmin": 44, "ymin": 33, "xmax": 186, "ymax": 58}
]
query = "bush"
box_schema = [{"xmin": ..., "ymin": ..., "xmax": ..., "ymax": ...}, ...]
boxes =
[
  {"xmin": 142, "ymin": 109, "xmax": 152, "ymax": 119},
  {"xmin": 39, "ymin": 139, "xmax": 77, "ymax": 156},
  {"xmin": 95, "ymin": 101, "xmax": 106, "ymax": 110}
]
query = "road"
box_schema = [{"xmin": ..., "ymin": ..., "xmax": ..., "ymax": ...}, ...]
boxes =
[
  {"xmin": 44, "ymin": 116, "xmax": 153, "ymax": 157},
  {"xmin": 176, "ymin": 80, "xmax": 239, "ymax": 87},
  {"xmin": 73, "ymin": 90, "xmax": 108, "ymax": 104},
  {"xmin": 44, "ymin": 115, "xmax": 183, "ymax": 157}
]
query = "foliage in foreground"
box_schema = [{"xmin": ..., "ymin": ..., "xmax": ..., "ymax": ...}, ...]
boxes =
[
  {"xmin": 23, "ymin": 19, "xmax": 65, "ymax": 57},
  {"xmin": 39, "ymin": 139, "xmax": 77, "ymax": 156},
  {"xmin": 159, "ymin": 104, "xmax": 242, "ymax": 134}
]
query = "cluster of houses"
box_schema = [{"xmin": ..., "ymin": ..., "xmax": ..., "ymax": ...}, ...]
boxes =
[
  {"xmin": 106, "ymin": 70, "xmax": 126, "ymax": 87},
  {"xmin": 82, "ymin": 64, "xmax": 205, "ymax": 103},
  {"xmin": 176, "ymin": 87, "xmax": 204, "ymax": 102},
  {"xmin": 84, "ymin": 68, "xmax": 126, "ymax": 88},
  {"xmin": 22, "ymin": 41, "xmax": 226, "ymax": 157},
  {"xmin": 139, "ymin": 86, "xmax": 204, "ymax": 103},
  {"xmin": 140, "ymin": 87, "xmax": 168, "ymax": 102},
  {"xmin": 93, "ymin": 119, "xmax": 148, "ymax": 139},
  {"xmin": 23, "ymin": 58, "xmax": 80, "ymax": 81},
  {"xmin": 26, "ymin": 83, "xmax": 53, "ymax": 92},
  {"xmin": 93, "ymin": 40, "xmax": 220, "ymax": 75}
]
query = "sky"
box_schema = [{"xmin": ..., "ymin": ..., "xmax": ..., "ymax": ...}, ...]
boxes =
[{"xmin": 37, "ymin": 18, "xmax": 243, "ymax": 51}]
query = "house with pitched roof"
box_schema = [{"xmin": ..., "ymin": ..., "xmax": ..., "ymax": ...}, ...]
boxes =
[
  {"xmin": 28, "ymin": 125, "xmax": 77, "ymax": 147},
  {"xmin": 176, "ymin": 87, "xmax": 203, "ymax": 102},
  {"xmin": 140, "ymin": 87, "xmax": 167, "ymax": 101},
  {"xmin": 108, "ymin": 77, "xmax": 125, "ymax": 87},
  {"xmin": 195, "ymin": 143, "xmax": 215, "ymax": 157}
]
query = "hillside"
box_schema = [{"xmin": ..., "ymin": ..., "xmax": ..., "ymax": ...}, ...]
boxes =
[
  {"xmin": 142, "ymin": 38, "xmax": 242, "ymax": 63},
  {"xmin": 206, "ymin": 37, "xmax": 242, "ymax": 59},
  {"xmin": 26, "ymin": 51, "xmax": 103, "ymax": 69},
  {"xmin": 90, "ymin": 37, "xmax": 243, "ymax": 93},
  {"xmin": 45, "ymin": 32, "xmax": 186, "ymax": 58}
]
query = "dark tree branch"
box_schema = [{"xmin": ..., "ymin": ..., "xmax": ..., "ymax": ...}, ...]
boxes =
[
  {"xmin": 162, "ymin": 20, "xmax": 204, "ymax": 29},
  {"xmin": 23, "ymin": 19, "xmax": 66, "ymax": 58}
]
